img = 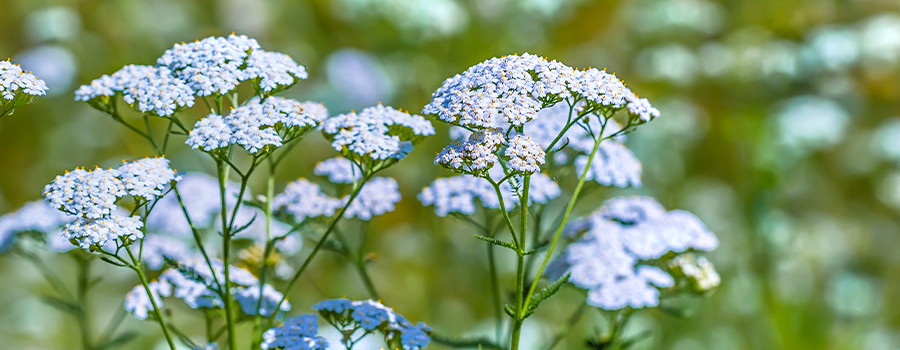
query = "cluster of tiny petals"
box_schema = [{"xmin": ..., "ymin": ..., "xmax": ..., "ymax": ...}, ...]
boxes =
[
  {"xmin": 549, "ymin": 196, "xmax": 717, "ymax": 310},
  {"xmin": 0, "ymin": 60, "xmax": 48, "ymax": 101},
  {"xmin": 312, "ymin": 298, "xmax": 432, "ymax": 349},
  {"xmin": 322, "ymin": 104, "xmax": 435, "ymax": 161},
  {"xmin": 424, "ymin": 53, "xmax": 657, "ymax": 130},
  {"xmin": 506, "ymin": 134, "xmax": 545, "ymax": 173},
  {"xmin": 273, "ymin": 178, "xmax": 345, "ymax": 222},
  {"xmin": 261, "ymin": 314, "xmax": 328, "ymax": 350},
  {"xmin": 124, "ymin": 280, "xmax": 171, "ymax": 320},
  {"xmin": 314, "ymin": 157, "xmax": 362, "ymax": 184},
  {"xmin": 74, "ymin": 65, "xmax": 195, "ymax": 116},
  {"xmin": 186, "ymin": 98, "xmax": 327, "ymax": 153},
  {"xmin": 63, "ymin": 214, "xmax": 144, "ymax": 249},
  {"xmin": 343, "ymin": 177, "xmax": 401, "ymax": 220},
  {"xmin": 117, "ymin": 157, "xmax": 181, "ymax": 200},
  {"xmin": 43, "ymin": 167, "xmax": 126, "ymax": 219},
  {"xmin": 157, "ymin": 34, "xmax": 260, "ymax": 96},
  {"xmin": 435, "ymin": 128, "xmax": 505, "ymax": 173},
  {"xmin": 245, "ymin": 49, "xmax": 308, "ymax": 92}
]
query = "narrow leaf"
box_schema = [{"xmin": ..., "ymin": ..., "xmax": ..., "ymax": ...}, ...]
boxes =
[
  {"xmin": 230, "ymin": 213, "xmax": 257, "ymax": 237},
  {"xmin": 504, "ymin": 303, "xmax": 516, "ymax": 318},
  {"xmin": 525, "ymin": 273, "xmax": 570, "ymax": 318},
  {"xmin": 99, "ymin": 256, "xmax": 127, "ymax": 267},
  {"xmin": 473, "ymin": 234, "xmax": 517, "ymax": 251}
]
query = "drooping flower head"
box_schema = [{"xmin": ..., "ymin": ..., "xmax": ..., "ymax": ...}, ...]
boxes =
[
  {"xmin": 548, "ymin": 196, "xmax": 718, "ymax": 310},
  {"xmin": 186, "ymin": 98, "xmax": 328, "ymax": 154},
  {"xmin": 0, "ymin": 60, "xmax": 48, "ymax": 114},
  {"xmin": 321, "ymin": 103, "xmax": 435, "ymax": 172}
]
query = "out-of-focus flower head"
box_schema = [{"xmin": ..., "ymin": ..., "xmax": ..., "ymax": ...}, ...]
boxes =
[
  {"xmin": 235, "ymin": 284, "xmax": 291, "ymax": 317},
  {"xmin": 0, "ymin": 59, "xmax": 49, "ymax": 115},
  {"xmin": 314, "ymin": 157, "xmax": 362, "ymax": 184},
  {"xmin": 0, "ymin": 200, "xmax": 75, "ymax": 253},
  {"xmin": 419, "ymin": 170, "xmax": 561, "ymax": 217},
  {"xmin": 321, "ymin": 103, "xmax": 435, "ymax": 170},
  {"xmin": 273, "ymin": 178, "xmax": 345, "ymax": 222},
  {"xmin": 186, "ymin": 98, "xmax": 327, "ymax": 154},
  {"xmin": 549, "ymin": 196, "xmax": 718, "ymax": 310},
  {"xmin": 343, "ymin": 177, "xmax": 401, "ymax": 220}
]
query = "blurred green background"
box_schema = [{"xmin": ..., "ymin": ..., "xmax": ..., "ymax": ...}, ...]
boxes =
[{"xmin": 1, "ymin": 0, "xmax": 900, "ymax": 349}]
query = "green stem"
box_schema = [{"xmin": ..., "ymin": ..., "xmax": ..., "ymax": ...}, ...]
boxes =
[
  {"xmin": 216, "ymin": 160, "xmax": 239, "ymax": 350},
  {"xmin": 251, "ymin": 160, "xmax": 277, "ymax": 350},
  {"xmin": 486, "ymin": 238, "xmax": 503, "ymax": 345},
  {"xmin": 521, "ymin": 132, "xmax": 605, "ymax": 314},
  {"xmin": 263, "ymin": 181, "xmax": 367, "ymax": 332},
  {"xmin": 510, "ymin": 174, "xmax": 530, "ymax": 350},
  {"xmin": 124, "ymin": 245, "xmax": 176, "ymax": 350},
  {"xmin": 76, "ymin": 257, "xmax": 94, "ymax": 350}
]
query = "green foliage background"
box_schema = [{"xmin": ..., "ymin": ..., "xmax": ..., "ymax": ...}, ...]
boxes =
[{"xmin": 1, "ymin": 0, "xmax": 899, "ymax": 349}]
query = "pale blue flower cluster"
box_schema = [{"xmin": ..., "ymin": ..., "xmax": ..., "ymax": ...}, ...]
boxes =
[
  {"xmin": 74, "ymin": 65, "xmax": 194, "ymax": 116},
  {"xmin": 0, "ymin": 60, "xmax": 48, "ymax": 102},
  {"xmin": 186, "ymin": 98, "xmax": 327, "ymax": 153},
  {"xmin": 261, "ymin": 314, "xmax": 328, "ymax": 350},
  {"xmin": 343, "ymin": 177, "xmax": 401, "ymax": 220},
  {"xmin": 314, "ymin": 157, "xmax": 362, "ymax": 184},
  {"xmin": 273, "ymin": 178, "xmax": 345, "ymax": 222},
  {"xmin": 321, "ymin": 104, "xmax": 435, "ymax": 162},
  {"xmin": 140, "ymin": 235, "xmax": 194, "ymax": 270},
  {"xmin": 426, "ymin": 54, "xmax": 655, "ymax": 178},
  {"xmin": 157, "ymin": 34, "xmax": 271, "ymax": 96},
  {"xmin": 42, "ymin": 157, "xmax": 179, "ymax": 249},
  {"xmin": 236, "ymin": 284, "xmax": 291, "ymax": 317},
  {"xmin": 312, "ymin": 298, "xmax": 432, "ymax": 349},
  {"xmin": 0, "ymin": 200, "xmax": 74, "ymax": 252},
  {"xmin": 423, "ymin": 53, "xmax": 658, "ymax": 128},
  {"xmin": 245, "ymin": 49, "xmax": 309, "ymax": 93},
  {"xmin": 124, "ymin": 280, "xmax": 171, "ymax": 320},
  {"xmin": 548, "ymin": 196, "xmax": 718, "ymax": 310},
  {"xmin": 574, "ymin": 141, "xmax": 643, "ymax": 188},
  {"xmin": 419, "ymin": 171, "xmax": 561, "ymax": 217}
]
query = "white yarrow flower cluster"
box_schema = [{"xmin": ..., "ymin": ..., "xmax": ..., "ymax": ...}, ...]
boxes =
[
  {"xmin": 419, "ymin": 171, "xmax": 560, "ymax": 216},
  {"xmin": 322, "ymin": 104, "xmax": 435, "ymax": 162},
  {"xmin": 435, "ymin": 128, "xmax": 505, "ymax": 174},
  {"xmin": 245, "ymin": 49, "xmax": 309, "ymax": 93},
  {"xmin": 549, "ymin": 196, "xmax": 718, "ymax": 310},
  {"xmin": 43, "ymin": 157, "xmax": 180, "ymax": 249},
  {"xmin": 0, "ymin": 60, "xmax": 48, "ymax": 102},
  {"xmin": 124, "ymin": 280, "xmax": 172, "ymax": 320},
  {"xmin": 574, "ymin": 141, "xmax": 643, "ymax": 188},
  {"xmin": 186, "ymin": 98, "xmax": 328, "ymax": 153},
  {"xmin": 157, "ymin": 34, "xmax": 261, "ymax": 96},
  {"xmin": 344, "ymin": 177, "xmax": 401, "ymax": 220},
  {"xmin": 75, "ymin": 65, "xmax": 194, "ymax": 116},
  {"xmin": 314, "ymin": 157, "xmax": 362, "ymax": 184},
  {"xmin": 235, "ymin": 284, "xmax": 291, "ymax": 317},
  {"xmin": 506, "ymin": 134, "xmax": 545, "ymax": 173}
]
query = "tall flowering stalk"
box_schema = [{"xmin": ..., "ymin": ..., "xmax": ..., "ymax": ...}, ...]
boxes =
[{"xmin": 419, "ymin": 53, "xmax": 703, "ymax": 349}]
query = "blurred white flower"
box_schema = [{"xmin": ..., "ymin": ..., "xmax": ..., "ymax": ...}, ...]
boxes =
[
  {"xmin": 24, "ymin": 6, "xmax": 81, "ymax": 43},
  {"xmin": 627, "ymin": 0, "xmax": 725, "ymax": 37},
  {"xmin": 635, "ymin": 44, "xmax": 699, "ymax": 86},
  {"xmin": 807, "ymin": 26, "xmax": 860, "ymax": 71},
  {"xmin": 827, "ymin": 272, "xmax": 881, "ymax": 318},
  {"xmin": 325, "ymin": 49, "xmax": 394, "ymax": 108},
  {"xmin": 773, "ymin": 96, "xmax": 849, "ymax": 155},
  {"xmin": 337, "ymin": 0, "xmax": 468, "ymax": 39},
  {"xmin": 872, "ymin": 118, "xmax": 900, "ymax": 163},
  {"xmin": 14, "ymin": 45, "xmax": 76, "ymax": 97},
  {"xmin": 860, "ymin": 14, "xmax": 900, "ymax": 66}
]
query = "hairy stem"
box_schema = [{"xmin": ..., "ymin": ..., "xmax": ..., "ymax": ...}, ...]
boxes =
[
  {"xmin": 510, "ymin": 174, "xmax": 530, "ymax": 350},
  {"xmin": 216, "ymin": 160, "xmax": 239, "ymax": 350},
  {"xmin": 125, "ymin": 245, "xmax": 176, "ymax": 350}
]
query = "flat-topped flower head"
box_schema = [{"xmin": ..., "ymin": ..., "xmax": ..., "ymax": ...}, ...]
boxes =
[
  {"xmin": 273, "ymin": 178, "xmax": 345, "ymax": 222},
  {"xmin": 43, "ymin": 167, "xmax": 126, "ymax": 219},
  {"xmin": 0, "ymin": 201, "xmax": 76, "ymax": 252},
  {"xmin": 118, "ymin": 157, "xmax": 181, "ymax": 201},
  {"xmin": 157, "ymin": 34, "xmax": 260, "ymax": 96},
  {"xmin": 549, "ymin": 196, "xmax": 718, "ymax": 310},
  {"xmin": 344, "ymin": 177, "xmax": 401, "ymax": 220},
  {"xmin": 322, "ymin": 104, "xmax": 435, "ymax": 165},
  {"xmin": 0, "ymin": 60, "xmax": 48, "ymax": 109},
  {"xmin": 186, "ymin": 98, "xmax": 327, "ymax": 154},
  {"xmin": 314, "ymin": 157, "xmax": 362, "ymax": 184},
  {"xmin": 245, "ymin": 49, "xmax": 308, "ymax": 93},
  {"xmin": 261, "ymin": 314, "xmax": 328, "ymax": 350},
  {"xmin": 423, "ymin": 53, "xmax": 659, "ymax": 130},
  {"xmin": 75, "ymin": 65, "xmax": 194, "ymax": 116}
]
